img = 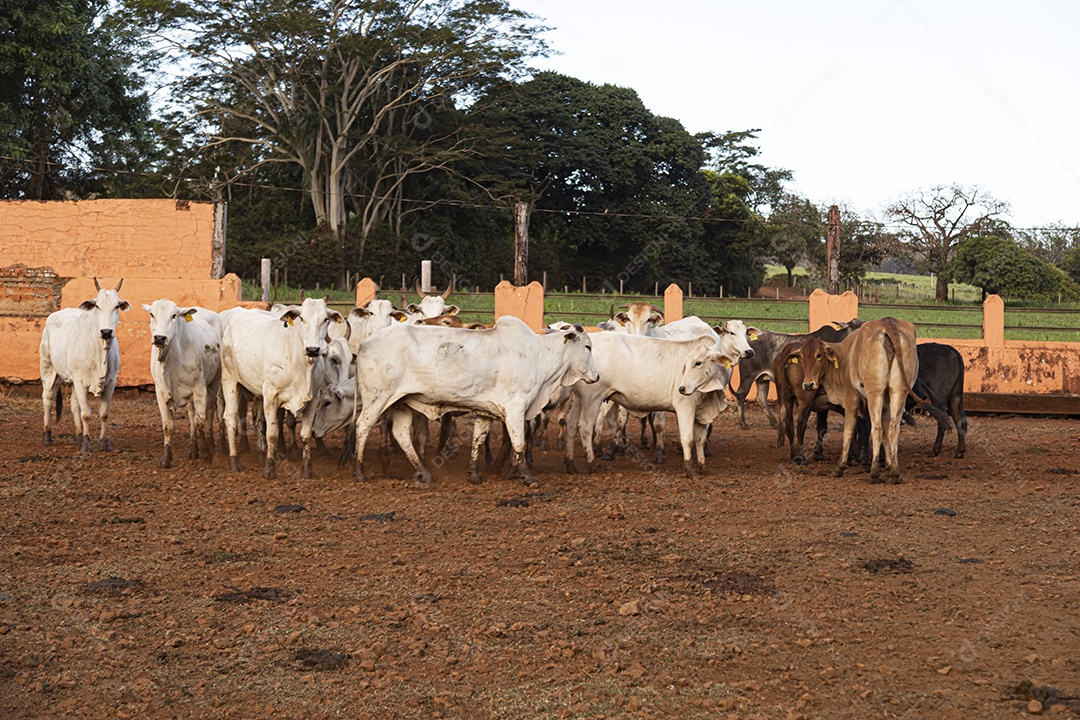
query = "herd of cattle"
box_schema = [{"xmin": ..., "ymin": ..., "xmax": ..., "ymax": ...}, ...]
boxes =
[{"xmin": 36, "ymin": 278, "xmax": 969, "ymax": 485}]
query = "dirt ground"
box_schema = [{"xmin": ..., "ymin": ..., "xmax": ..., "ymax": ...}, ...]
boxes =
[{"xmin": 0, "ymin": 387, "xmax": 1077, "ymax": 720}]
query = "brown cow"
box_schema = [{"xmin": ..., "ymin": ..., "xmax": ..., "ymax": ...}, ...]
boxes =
[{"xmin": 800, "ymin": 317, "xmax": 947, "ymax": 482}]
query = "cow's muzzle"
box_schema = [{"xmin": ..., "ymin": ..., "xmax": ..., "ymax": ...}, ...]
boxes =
[
  {"xmin": 100, "ymin": 329, "xmax": 114, "ymax": 341},
  {"xmin": 305, "ymin": 346, "xmax": 321, "ymax": 358},
  {"xmin": 743, "ymin": 348, "xmax": 754, "ymax": 358},
  {"xmin": 802, "ymin": 381, "xmax": 817, "ymax": 391},
  {"xmin": 153, "ymin": 335, "xmax": 167, "ymax": 347},
  {"xmin": 678, "ymin": 385, "xmax": 691, "ymax": 396}
]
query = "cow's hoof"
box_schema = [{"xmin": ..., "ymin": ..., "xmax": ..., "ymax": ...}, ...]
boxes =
[
  {"xmin": 601, "ymin": 445, "xmax": 617, "ymax": 462},
  {"xmin": 792, "ymin": 453, "xmax": 806, "ymax": 466},
  {"xmin": 468, "ymin": 470, "xmax": 483, "ymax": 485},
  {"xmin": 414, "ymin": 469, "xmax": 433, "ymax": 487},
  {"xmin": 703, "ymin": 443, "xmax": 713, "ymax": 458},
  {"xmin": 563, "ymin": 459, "xmax": 578, "ymax": 475},
  {"xmin": 79, "ymin": 435, "xmax": 94, "ymax": 453},
  {"xmin": 585, "ymin": 461, "xmax": 596, "ymax": 475},
  {"xmin": 737, "ymin": 421, "xmax": 749, "ymax": 431},
  {"xmin": 43, "ymin": 431, "xmax": 54, "ymax": 446},
  {"xmin": 187, "ymin": 444, "xmax": 199, "ymax": 460},
  {"xmin": 833, "ymin": 466, "xmax": 845, "ymax": 478},
  {"xmin": 99, "ymin": 438, "xmax": 112, "ymax": 452},
  {"xmin": 354, "ymin": 466, "xmax": 368, "ymax": 483},
  {"xmin": 158, "ymin": 445, "xmax": 173, "ymax": 469},
  {"xmin": 767, "ymin": 417, "xmax": 779, "ymax": 430},
  {"xmin": 653, "ymin": 448, "xmax": 665, "ymax": 465},
  {"xmin": 263, "ymin": 459, "xmax": 276, "ymax": 480},
  {"xmin": 301, "ymin": 458, "xmax": 315, "ymax": 479},
  {"xmin": 813, "ymin": 452, "xmax": 825, "ymax": 462},
  {"xmin": 954, "ymin": 449, "xmax": 965, "ymax": 459},
  {"xmin": 229, "ymin": 456, "xmax": 243, "ymax": 472},
  {"xmin": 521, "ymin": 471, "xmax": 538, "ymax": 486},
  {"xmin": 929, "ymin": 447, "xmax": 942, "ymax": 458}
]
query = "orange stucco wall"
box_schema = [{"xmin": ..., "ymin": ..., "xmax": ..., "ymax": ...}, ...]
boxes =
[
  {"xmin": 0, "ymin": 200, "xmax": 237, "ymax": 386},
  {"xmin": 0, "ymin": 199, "xmax": 221, "ymax": 280}
]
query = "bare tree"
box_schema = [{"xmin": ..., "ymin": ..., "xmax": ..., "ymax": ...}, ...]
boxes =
[{"xmin": 885, "ymin": 184, "xmax": 1009, "ymax": 301}]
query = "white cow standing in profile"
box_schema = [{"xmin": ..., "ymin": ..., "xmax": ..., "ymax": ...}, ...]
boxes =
[
  {"xmin": 40, "ymin": 278, "xmax": 131, "ymax": 452},
  {"xmin": 143, "ymin": 299, "xmax": 224, "ymax": 468}
]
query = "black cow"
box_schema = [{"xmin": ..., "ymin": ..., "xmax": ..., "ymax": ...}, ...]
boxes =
[
  {"xmin": 731, "ymin": 319, "xmax": 864, "ymax": 429},
  {"xmin": 906, "ymin": 342, "xmax": 968, "ymax": 458}
]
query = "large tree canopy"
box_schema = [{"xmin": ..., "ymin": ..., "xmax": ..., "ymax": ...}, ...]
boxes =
[
  {"xmin": 0, "ymin": 0, "xmax": 156, "ymax": 199},
  {"xmin": 885, "ymin": 184, "xmax": 1009, "ymax": 301},
  {"xmin": 135, "ymin": 0, "xmax": 547, "ymax": 283},
  {"xmin": 945, "ymin": 233, "xmax": 1080, "ymax": 301}
]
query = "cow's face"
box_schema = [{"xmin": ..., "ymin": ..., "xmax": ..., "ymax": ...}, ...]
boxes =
[
  {"xmin": 615, "ymin": 302, "xmax": 662, "ymax": 336},
  {"xmin": 279, "ymin": 298, "xmax": 346, "ymax": 361},
  {"xmin": 79, "ymin": 282, "xmax": 130, "ymax": 344},
  {"xmin": 142, "ymin": 299, "xmax": 197, "ymax": 361},
  {"xmin": 795, "ymin": 337, "xmax": 838, "ymax": 392},
  {"xmin": 715, "ymin": 319, "xmax": 754, "ymax": 360},
  {"xmin": 348, "ymin": 299, "xmax": 407, "ymax": 346},
  {"xmin": 409, "ymin": 295, "xmax": 456, "ymax": 319},
  {"xmin": 312, "ymin": 380, "xmax": 353, "ymax": 438},
  {"xmin": 678, "ymin": 337, "xmax": 734, "ymax": 396},
  {"xmin": 560, "ymin": 325, "xmax": 599, "ymax": 386},
  {"xmin": 321, "ymin": 337, "xmax": 353, "ymax": 388}
]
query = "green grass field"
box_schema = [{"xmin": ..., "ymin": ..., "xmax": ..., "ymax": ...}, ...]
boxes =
[{"xmin": 246, "ymin": 274, "xmax": 1080, "ymax": 342}]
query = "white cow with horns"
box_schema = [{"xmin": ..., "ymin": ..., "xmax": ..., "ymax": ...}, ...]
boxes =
[
  {"xmin": 351, "ymin": 316, "xmax": 599, "ymax": 485},
  {"xmin": 220, "ymin": 298, "xmax": 348, "ymax": 479},
  {"xmin": 142, "ymin": 299, "xmax": 224, "ymax": 468},
  {"xmin": 40, "ymin": 277, "xmax": 131, "ymax": 452}
]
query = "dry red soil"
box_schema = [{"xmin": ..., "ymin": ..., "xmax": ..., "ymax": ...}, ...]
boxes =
[{"xmin": 0, "ymin": 388, "xmax": 1077, "ymax": 720}]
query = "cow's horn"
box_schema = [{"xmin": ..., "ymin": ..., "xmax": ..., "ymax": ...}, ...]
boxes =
[
  {"xmin": 414, "ymin": 279, "xmax": 427, "ymax": 299},
  {"xmin": 115, "ymin": 278, "xmax": 123, "ymax": 292},
  {"xmin": 93, "ymin": 277, "xmax": 102, "ymax": 292},
  {"xmin": 649, "ymin": 304, "xmax": 663, "ymax": 314},
  {"xmin": 441, "ymin": 275, "xmax": 455, "ymax": 300},
  {"xmin": 609, "ymin": 304, "xmax": 615, "ymax": 319}
]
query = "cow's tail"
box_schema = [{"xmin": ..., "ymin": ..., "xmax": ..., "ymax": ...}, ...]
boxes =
[
  {"xmin": 883, "ymin": 326, "xmax": 953, "ymax": 430},
  {"xmin": 54, "ymin": 382, "xmax": 63, "ymax": 422}
]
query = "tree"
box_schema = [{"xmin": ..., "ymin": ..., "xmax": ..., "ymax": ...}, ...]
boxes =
[
  {"xmin": 944, "ymin": 234, "xmax": 1080, "ymax": 301},
  {"xmin": 1062, "ymin": 245, "xmax": 1080, "ymax": 287},
  {"xmin": 1016, "ymin": 223, "xmax": 1080, "ymax": 265},
  {"xmin": 136, "ymin": 0, "xmax": 547, "ymax": 284},
  {"xmin": 765, "ymin": 193, "xmax": 820, "ymax": 287},
  {"xmin": 0, "ymin": 0, "xmax": 156, "ymax": 199},
  {"xmin": 885, "ymin": 184, "xmax": 1009, "ymax": 301}
]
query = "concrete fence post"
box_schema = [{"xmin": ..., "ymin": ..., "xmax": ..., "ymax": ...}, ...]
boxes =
[
  {"xmin": 663, "ymin": 284, "xmax": 683, "ymax": 323},
  {"xmin": 982, "ymin": 294, "xmax": 1005, "ymax": 347},
  {"xmin": 494, "ymin": 280, "xmax": 545, "ymax": 331},
  {"xmin": 808, "ymin": 289, "xmax": 859, "ymax": 332},
  {"xmin": 355, "ymin": 277, "xmax": 378, "ymax": 307}
]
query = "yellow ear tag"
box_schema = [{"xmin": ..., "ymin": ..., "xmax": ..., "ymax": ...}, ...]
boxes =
[
  {"xmin": 285, "ymin": 317, "xmax": 295, "ymax": 327},
  {"xmin": 832, "ymin": 358, "xmax": 839, "ymax": 368},
  {"xmin": 788, "ymin": 356, "xmax": 799, "ymax": 364},
  {"xmin": 723, "ymin": 360, "xmax": 732, "ymax": 369},
  {"xmin": 183, "ymin": 313, "xmax": 193, "ymax": 323},
  {"xmin": 748, "ymin": 332, "xmax": 758, "ymax": 341}
]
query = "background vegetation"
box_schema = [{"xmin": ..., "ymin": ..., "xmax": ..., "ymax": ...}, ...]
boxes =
[{"xmin": 2, "ymin": 0, "xmax": 1079, "ymax": 306}]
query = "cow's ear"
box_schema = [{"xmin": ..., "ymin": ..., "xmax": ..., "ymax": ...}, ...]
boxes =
[
  {"xmin": 349, "ymin": 306, "xmax": 371, "ymax": 319},
  {"xmin": 563, "ymin": 331, "xmax": 579, "ymax": 344},
  {"xmin": 280, "ymin": 308, "xmax": 301, "ymax": 327},
  {"xmin": 446, "ymin": 305, "xmax": 460, "ymax": 316},
  {"xmin": 390, "ymin": 311, "xmax": 409, "ymax": 323},
  {"xmin": 178, "ymin": 307, "xmax": 196, "ymax": 322},
  {"xmin": 405, "ymin": 303, "xmax": 421, "ymax": 314},
  {"xmin": 824, "ymin": 345, "xmax": 839, "ymax": 368},
  {"xmin": 141, "ymin": 303, "xmax": 153, "ymax": 314},
  {"xmin": 649, "ymin": 312, "xmax": 663, "ymax": 326},
  {"xmin": 614, "ymin": 312, "xmax": 629, "ymax": 325},
  {"xmin": 118, "ymin": 300, "xmax": 131, "ymax": 312},
  {"xmin": 328, "ymin": 310, "xmax": 345, "ymax": 324},
  {"xmin": 747, "ymin": 327, "xmax": 761, "ymax": 342},
  {"xmin": 786, "ymin": 351, "xmax": 801, "ymax": 365},
  {"xmin": 713, "ymin": 324, "xmax": 729, "ymax": 336},
  {"xmin": 709, "ymin": 352, "xmax": 734, "ymax": 370},
  {"xmin": 78, "ymin": 300, "xmax": 98, "ymax": 311}
]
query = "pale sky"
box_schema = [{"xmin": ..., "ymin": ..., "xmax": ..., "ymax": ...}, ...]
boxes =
[{"xmin": 514, "ymin": 0, "xmax": 1079, "ymax": 230}]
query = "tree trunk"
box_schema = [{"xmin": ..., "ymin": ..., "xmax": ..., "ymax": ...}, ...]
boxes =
[
  {"xmin": 785, "ymin": 265, "xmax": 794, "ymax": 287},
  {"xmin": 936, "ymin": 278, "xmax": 949, "ymax": 302}
]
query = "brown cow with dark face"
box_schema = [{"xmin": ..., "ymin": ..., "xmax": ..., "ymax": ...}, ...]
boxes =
[{"xmin": 799, "ymin": 317, "xmax": 949, "ymax": 482}]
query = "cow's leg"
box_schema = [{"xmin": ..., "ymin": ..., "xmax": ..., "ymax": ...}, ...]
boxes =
[
  {"xmin": 436, "ymin": 414, "xmax": 455, "ymax": 454},
  {"xmin": 71, "ymin": 384, "xmax": 94, "ymax": 453},
  {"xmin": 504, "ymin": 411, "xmax": 535, "ymax": 485},
  {"xmin": 652, "ymin": 413, "xmax": 667, "ymax": 464},
  {"xmin": 865, "ymin": 392, "xmax": 886, "ymax": 482},
  {"xmin": 185, "ymin": 404, "xmax": 200, "ymax": 460},
  {"xmin": 885, "ymin": 386, "xmax": 906, "ymax": 481},
  {"xmin": 388, "ymin": 408, "xmax": 431, "ymax": 486},
  {"xmin": 563, "ymin": 393, "xmax": 588, "ymax": 474},
  {"xmin": 221, "ymin": 375, "xmax": 244, "ymax": 472},
  {"xmin": 835, "ymin": 403, "xmax": 860, "ymax": 478},
  {"xmin": 41, "ymin": 366, "xmax": 59, "ymax": 446},
  {"xmin": 638, "ymin": 413, "xmax": 651, "ymax": 449},
  {"xmin": 792, "ymin": 402, "xmax": 813, "ymax": 465},
  {"xmin": 96, "ymin": 375, "xmax": 117, "ymax": 452},
  {"xmin": 732, "ymin": 374, "xmax": 753, "ymax": 430},
  {"xmin": 154, "ymin": 388, "xmax": 175, "ymax": 468},
  {"xmin": 930, "ymin": 405, "xmax": 947, "ymax": 457},
  {"xmin": 675, "ymin": 406, "xmax": 699, "ymax": 477},
  {"xmin": 756, "ymin": 378, "xmax": 777, "ymax": 428},
  {"xmin": 812, "ymin": 411, "xmax": 829, "ymax": 462},
  {"xmin": 298, "ymin": 401, "xmax": 318, "ymax": 480},
  {"xmin": 237, "ymin": 392, "xmax": 252, "ymax": 454},
  {"xmin": 692, "ymin": 421, "xmax": 709, "ymax": 472},
  {"xmin": 952, "ymin": 395, "xmax": 967, "ymax": 459},
  {"xmin": 352, "ymin": 407, "xmax": 383, "ymax": 483},
  {"xmin": 602, "ymin": 405, "xmax": 627, "ymax": 461},
  {"xmin": 261, "ymin": 396, "xmax": 281, "ymax": 480},
  {"xmin": 468, "ymin": 417, "xmax": 493, "ymax": 484}
]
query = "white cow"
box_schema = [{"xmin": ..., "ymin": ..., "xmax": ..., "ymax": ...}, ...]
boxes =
[
  {"xmin": 335, "ymin": 298, "xmax": 408, "ymax": 356},
  {"xmin": 564, "ymin": 332, "xmax": 735, "ymax": 477},
  {"xmin": 352, "ymin": 316, "xmax": 598, "ymax": 486},
  {"xmin": 220, "ymin": 298, "xmax": 347, "ymax": 479},
  {"xmin": 142, "ymin": 299, "xmax": 223, "ymax": 468},
  {"xmin": 405, "ymin": 281, "xmax": 458, "ymax": 322},
  {"xmin": 40, "ymin": 278, "xmax": 130, "ymax": 452}
]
